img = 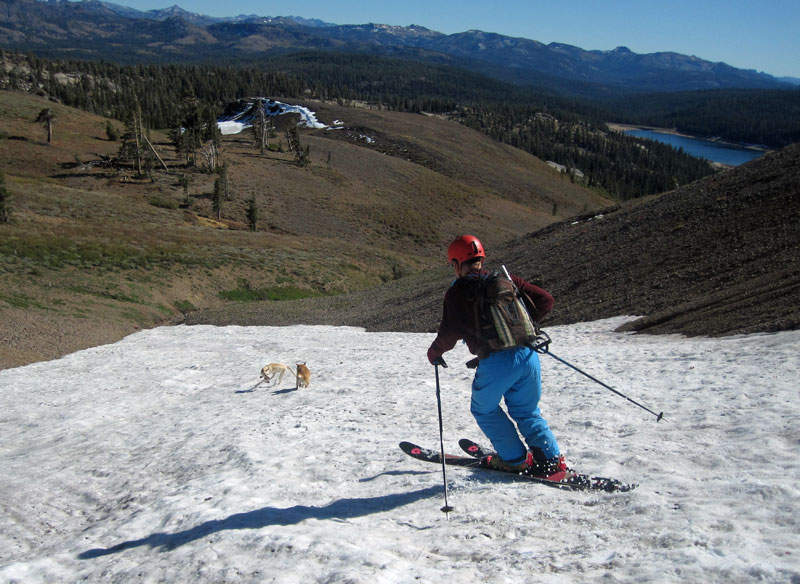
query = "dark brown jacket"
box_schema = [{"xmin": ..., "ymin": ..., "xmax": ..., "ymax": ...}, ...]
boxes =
[{"xmin": 427, "ymin": 271, "xmax": 554, "ymax": 363}]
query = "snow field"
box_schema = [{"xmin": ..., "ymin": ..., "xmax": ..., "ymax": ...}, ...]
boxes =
[{"xmin": 0, "ymin": 318, "xmax": 798, "ymax": 583}]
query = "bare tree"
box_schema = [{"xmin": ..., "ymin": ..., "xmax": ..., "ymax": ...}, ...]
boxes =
[
  {"xmin": 200, "ymin": 105, "xmax": 222, "ymax": 170},
  {"xmin": 119, "ymin": 106, "xmax": 146, "ymax": 175},
  {"xmin": 200, "ymin": 140, "xmax": 220, "ymax": 169},
  {"xmin": 252, "ymin": 99, "xmax": 271, "ymax": 156}
]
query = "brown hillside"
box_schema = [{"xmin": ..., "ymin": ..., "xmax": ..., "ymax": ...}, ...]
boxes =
[
  {"xmin": 187, "ymin": 142, "xmax": 800, "ymax": 338},
  {"xmin": 501, "ymin": 142, "xmax": 800, "ymax": 336},
  {"xmin": 0, "ymin": 91, "xmax": 609, "ymax": 369}
]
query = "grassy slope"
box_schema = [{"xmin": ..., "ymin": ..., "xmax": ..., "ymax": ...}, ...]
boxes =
[
  {"xmin": 188, "ymin": 143, "xmax": 800, "ymax": 340},
  {"xmin": 0, "ymin": 91, "xmax": 611, "ymax": 368}
]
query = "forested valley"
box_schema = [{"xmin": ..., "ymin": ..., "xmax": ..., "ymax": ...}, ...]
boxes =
[
  {"xmin": 3, "ymin": 49, "xmax": 797, "ymax": 200},
  {"xmin": 603, "ymin": 88, "xmax": 800, "ymax": 148}
]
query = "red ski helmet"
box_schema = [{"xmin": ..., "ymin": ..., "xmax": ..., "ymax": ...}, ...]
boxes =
[{"xmin": 447, "ymin": 235, "xmax": 485, "ymax": 264}]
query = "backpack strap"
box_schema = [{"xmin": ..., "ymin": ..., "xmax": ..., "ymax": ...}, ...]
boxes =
[{"xmin": 455, "ymin": 274, "xmax": 493, "ymax": 360}]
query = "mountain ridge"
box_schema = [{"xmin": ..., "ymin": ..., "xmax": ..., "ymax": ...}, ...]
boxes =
[{"xmin": 1, "ymin": 0, "xmax": 790, "ymax": 93}]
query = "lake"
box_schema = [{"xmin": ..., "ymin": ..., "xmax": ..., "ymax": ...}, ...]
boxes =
[{"xmin": 622, "ymin": 128, "xmax": 765, "ymax": 166}]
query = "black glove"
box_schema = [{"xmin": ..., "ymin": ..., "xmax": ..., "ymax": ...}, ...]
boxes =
[{"xmin": 530, "ymin": 330, "xmax": 551, "ymax": 353}]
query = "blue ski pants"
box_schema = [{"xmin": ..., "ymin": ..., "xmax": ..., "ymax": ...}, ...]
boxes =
[{"xmin": 470, "ymin": 346, "xmax": 560, "ymax": 463}]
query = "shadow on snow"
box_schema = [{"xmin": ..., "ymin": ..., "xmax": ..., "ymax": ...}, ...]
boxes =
[{"xmin": 78, "ymin": 486, "xmax": 442, "ymax": 559}]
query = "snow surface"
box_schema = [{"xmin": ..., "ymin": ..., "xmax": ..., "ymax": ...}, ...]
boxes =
[
  {"xmin": 1, "ymin": 317, "xmax": 798, "ymax": 583},
  {"xmin": 217, "ymin": 99, "xmax": 329, "ymax": 135}
]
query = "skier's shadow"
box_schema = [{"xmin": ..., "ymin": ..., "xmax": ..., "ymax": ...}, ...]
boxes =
[
  {"xmin": 78, "ymin": 486, "xmax": 441, "ymax": 559},
  {"xmin": 359, "ymin": 470, "xmax": 431, "ymax": 482}
]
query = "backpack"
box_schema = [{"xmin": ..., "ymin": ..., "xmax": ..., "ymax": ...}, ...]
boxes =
[{"xmin": 460, "ymin": 272, "xmax": 539, "ymax": 358}]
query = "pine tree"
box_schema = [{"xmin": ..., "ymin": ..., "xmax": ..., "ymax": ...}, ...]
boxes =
[
  {"xmin": 34, "ymin": 108, "xmax": 54, "ymax": 143},
  {"xmin": 218, "ymin": 162, "xmax": 230, "ymax": 200},
  {"xmin": 286, "ymin": 126, "xmax": 300, "ymax": 153},
  {"xmin": 0, "ymin": 171, "xmax": 10, "ymax": 223},
  {"xmin": 297, "ymin": 144, "xmax": 310, "ymax": 167},
  {"xmin": 212, "ymin": 176, "xmax": 222, "ymax": 220},
  {"xmin": 287, "ymin": 127, "xmax": 310, "ymax": 167},
  {"xmin": 246, "ymin": 196, "xmax": 257, "ymax": 231},
  {"xmin": 179, "ymin": 174, "xmax": 190, "ymax": 206},
  {"xmin": 252, "ymin": 99, "xmax": 268, "ymax": 156},
  {"xmin": 106, "ymin": 121, "xmax": 119, "ymax": 141},
  {"xmin": 171, "ymin": 92, "xmax": 203, "ymax": 166}
]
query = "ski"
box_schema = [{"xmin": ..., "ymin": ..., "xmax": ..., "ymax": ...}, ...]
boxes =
[
  {"xmin": 400, "ymin": 441, "xmax": 484, "ymax": 468},
  {"xmin": 400, "ymin": 440, "xmax": 583, "ymax": 491},
  {"xmin": 458, "ymin": 438, "xmax": 637, "ymax": 492},
  {"xmin": 399, "ymin": 441, "xmax": 635, "ymax": 492}
]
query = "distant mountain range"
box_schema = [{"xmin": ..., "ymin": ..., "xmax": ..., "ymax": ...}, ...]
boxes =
[
  {"xmin": 94, "ymin": 1, "xmax": 333, "ymax": 28},
  {"xmin": 0, "ymin": 0, "xmax": 795, "ymax": 94}
]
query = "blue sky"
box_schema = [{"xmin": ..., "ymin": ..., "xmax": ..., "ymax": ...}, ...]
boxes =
[{"xmin": 114, "ymin": 0, "xmax": 800, "ymax": 78}]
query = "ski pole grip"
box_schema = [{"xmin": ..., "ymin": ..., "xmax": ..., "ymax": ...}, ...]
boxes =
[{"xmin": 531, "ymin": 331, "xmax": 551, "ymax": 353}]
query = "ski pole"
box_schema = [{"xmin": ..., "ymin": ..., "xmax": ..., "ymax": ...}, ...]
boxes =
[
  {"xmin": 533, "ymin": 332, "xmax": 665, "ymax": 422},
  {"xmin": 434, "ymin": 359, "xmax": 455, "ymax": 515}
]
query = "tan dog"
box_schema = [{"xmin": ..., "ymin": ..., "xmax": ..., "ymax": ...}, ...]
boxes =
[
  {"xmin": 260, "ymin": 363, "xmax": 295, "ymax": 386},
  {"xmin": 295, "ymin": 363, "xmax": 311, "ymax": 388}
]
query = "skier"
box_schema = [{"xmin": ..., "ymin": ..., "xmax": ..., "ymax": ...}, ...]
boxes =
[{"xmin": 427, "ymin": 235, "xmax": 568, "ymax": 477}]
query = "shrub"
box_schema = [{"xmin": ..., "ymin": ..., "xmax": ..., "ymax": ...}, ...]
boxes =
[
  {"xmin": 148, "ymin": 196, "xmax": 178, "ymax": 210},
  {"xmin": 0, "ymin": 171, "xmax": 9, "ymax": 223},
  {"xmin": 218, "ymin": 280, "xmax": 322, "ymax": 302}
]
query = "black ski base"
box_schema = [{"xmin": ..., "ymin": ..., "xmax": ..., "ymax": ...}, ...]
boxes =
[{"xmin": 400, "ymin": 439, "xmax": 637, "ymax": 493}]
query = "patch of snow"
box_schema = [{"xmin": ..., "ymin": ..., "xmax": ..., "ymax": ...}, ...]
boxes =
[
  {"xmin": 1, "ymin": 319, "xmax": 798, "ymax": 583},
  {"xmin": 217, "ymin": 98, "xmax": 329, "ymax": 135}
]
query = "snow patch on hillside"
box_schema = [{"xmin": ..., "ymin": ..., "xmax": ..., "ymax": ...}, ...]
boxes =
[{"xmin": 217, "ymin": 98, "xmax": 329, "ymax": 135}]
